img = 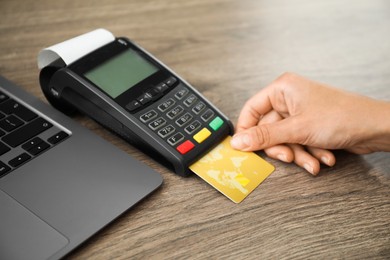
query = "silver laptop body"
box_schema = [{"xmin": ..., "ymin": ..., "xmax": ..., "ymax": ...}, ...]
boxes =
[{"xmin": 0, "ymin": 75, "xmax": 162, "ymax": 260}]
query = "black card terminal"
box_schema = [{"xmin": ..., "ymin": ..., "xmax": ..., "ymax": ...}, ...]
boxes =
[{"xmin": 39, "ymin": 37, "xmax": 233, "ymax": 176}]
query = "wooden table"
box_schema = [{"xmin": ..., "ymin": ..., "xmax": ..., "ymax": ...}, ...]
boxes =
[{"xmin": 1, "ymin": 0, "xmax": 389, "ymax": 258}]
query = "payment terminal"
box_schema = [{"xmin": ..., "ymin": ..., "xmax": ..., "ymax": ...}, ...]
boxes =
[{"xmin": 39, "ymin": 37, "xmax": 233, "ymax": 176}]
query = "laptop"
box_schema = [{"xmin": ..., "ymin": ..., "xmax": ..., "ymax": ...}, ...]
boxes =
[{"xmin": 0, "ymin": 75, "xmax": 163, "ymax": 260}]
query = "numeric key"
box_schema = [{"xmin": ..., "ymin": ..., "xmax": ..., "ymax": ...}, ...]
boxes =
[
  {"xmin": 184, "ymin": 120, "xmax": 201, "ymax": 134},
  {"xmin": 166, "ymin": 105, "xmax": 184, "ymax": 119},
  {"xmin": 158, "ymin": 98, "xmax": 175, "ymax": 112},
  {"xmin": 140, "ymin": 110, "xmax": 158, "ymax": 123},
  {"xmin": 183, "ymin": 94, "xmax": 197, "ymax": 107},
  {"xmin": 149, "ymin": 117, "xmax": 166, "ymax": 130},
  {"xmin": 175, "ymin": 113, "xmax": 193, "ymax": 127},
  {"xmin": 192, "ymin": 102, "xmax": 206, "ymax": 114},
  {"xmin": 174, "ymin": 88, "xmax": 189, "ymax": 100},
  {"xmin": 158, "ymin": 125, "xmax": 175, "ymax": 138}
]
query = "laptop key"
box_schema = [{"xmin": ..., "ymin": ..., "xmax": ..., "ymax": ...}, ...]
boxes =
[
  {"xmin": 9, "ymin": 153, "xmax": 31, "ymax": 167},
  {"xmin": 2, "ymin": 117, "xmax": 52, "ymax": 147},
  {"xmin": 0, "ymin": 99, "xmax": 37, "ymax": 121},
  {"xmin": 22, "ymin": 137, "xmax": 44, "ymax": 151},
  {"xmin": 0, "ymin": 115, "xmax": 24, "ymax": 132},
  {"xmin": 27, "ymin": 141, "xmax": 50, "ymax": 156},
  {"xmin": 48, "ymin": 131, "xmax": 69, "ymax": 144},
  {"xmin": 0, "ymin": 141, "xmax": 10, "ymax": 155},
  {"xmin": 0, "ymin": 161, "xmax": 11, "ymax": 177},
  {"xmin": 0, "ymin": 91, "xmax": 9, "ymax": 103}
]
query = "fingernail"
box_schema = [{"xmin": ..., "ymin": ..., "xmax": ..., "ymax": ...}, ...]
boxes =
[
  {"xmin": 277, "ymin": 154, "xmax": 288, "ymax": 162},
  {"xmin": 231, "ymin": 134, "xmax": 250, "ymax": 150},
  {"xmin": 303, "ymin": 163, "xmax": 314, "ymax": 175},
  {"xmin": 321, "ymin": 156, "xmax": 330, "ymax": 166}
]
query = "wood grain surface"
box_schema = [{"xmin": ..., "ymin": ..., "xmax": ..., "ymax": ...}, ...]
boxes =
[{"xmin": 1, "ymin": 0, "xmax": 389, "ymax": 259}]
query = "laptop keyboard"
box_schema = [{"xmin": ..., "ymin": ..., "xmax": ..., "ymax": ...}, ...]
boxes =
[{"xmin": 0, "ymin": 90, "xmax": 70, "ymax": 178}]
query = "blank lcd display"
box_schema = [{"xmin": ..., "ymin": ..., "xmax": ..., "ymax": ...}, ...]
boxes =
[{"xmin": 84, "ymin": 49, "xmax": 158, "ymax": 98}]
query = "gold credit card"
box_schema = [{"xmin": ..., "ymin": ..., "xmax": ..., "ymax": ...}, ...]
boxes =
[{"xmin": 189, "ymin": 136, "xmax": 275, "ymax": 203}]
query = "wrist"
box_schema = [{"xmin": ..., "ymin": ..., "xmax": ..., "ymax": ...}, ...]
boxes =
[{"xmin": 362, "ymin": 99, "xmax": 390, "ymax": 152}]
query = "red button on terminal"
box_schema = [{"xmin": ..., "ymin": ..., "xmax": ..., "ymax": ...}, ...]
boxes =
[{"xmin": 177, "ymin": 140, "xmax": 195, "ymax": 154}]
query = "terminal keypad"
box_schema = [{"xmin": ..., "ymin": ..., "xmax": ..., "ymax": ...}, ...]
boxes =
[{"xmin": 138, "ymin": 83, "xmax": 225, "ymax": 155}]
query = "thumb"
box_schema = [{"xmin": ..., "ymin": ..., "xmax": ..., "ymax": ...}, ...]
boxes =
[{"xmin": 231, "ymin": 118, "xmax": 298, "ymax": 151}]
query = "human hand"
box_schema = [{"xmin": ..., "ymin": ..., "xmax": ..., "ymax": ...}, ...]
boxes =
[{"xmin": 231, "ymin": 73, "xmax": 390, "ymax": 175}]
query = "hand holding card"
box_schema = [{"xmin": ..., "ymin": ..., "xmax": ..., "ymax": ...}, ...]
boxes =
[{"xmin": 190, "ymin": 136, "xmax": 275, "ymax": 203}]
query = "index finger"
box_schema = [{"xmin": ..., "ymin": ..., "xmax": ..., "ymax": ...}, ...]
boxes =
[{"xmin": 235, "ymin": 86, "xmax": 273, "ymax": 132}]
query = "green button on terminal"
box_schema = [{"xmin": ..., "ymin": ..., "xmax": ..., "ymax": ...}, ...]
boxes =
[{"xmin": 209, "ymin": 116, "xmax": 224, "ymax": 131}]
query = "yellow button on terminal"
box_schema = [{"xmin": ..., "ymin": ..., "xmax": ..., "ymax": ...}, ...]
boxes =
[{"xmin": 193, "ymin": 128, "xmax": 211, "ymax": 143}]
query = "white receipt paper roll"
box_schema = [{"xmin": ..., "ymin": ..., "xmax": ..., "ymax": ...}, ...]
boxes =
[{"xmin": 37, "ymin": 28, "xmax": 115, "ymax": 69}]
